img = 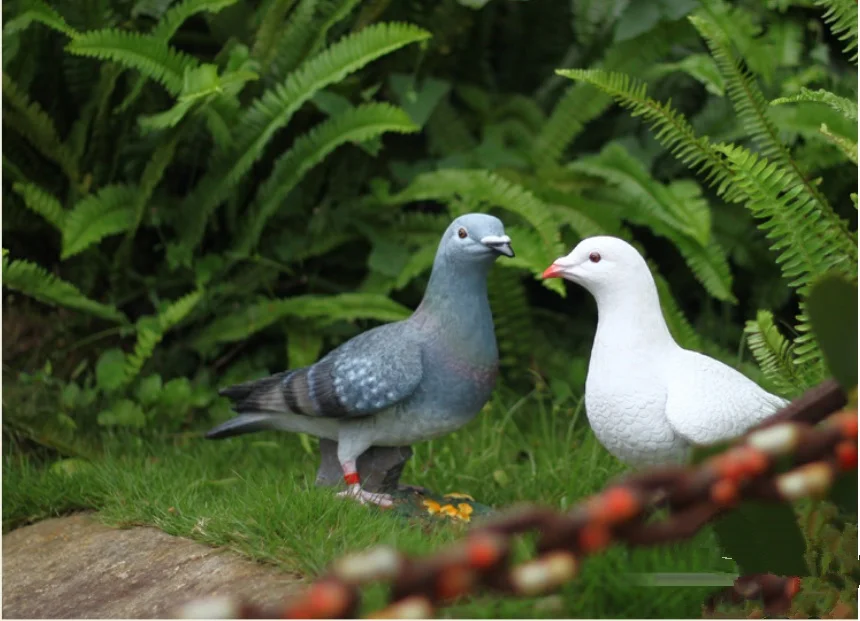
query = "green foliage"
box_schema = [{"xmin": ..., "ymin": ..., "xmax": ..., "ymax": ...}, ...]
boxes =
[{"xmin": 2, "ymin": 253, "xmax": 127, "ymax": 324}]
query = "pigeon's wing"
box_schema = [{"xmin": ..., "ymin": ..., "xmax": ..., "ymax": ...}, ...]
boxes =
[
  {"xmin": 664, "ymin": 349, "xmax": 788, "ymax": 446},
  {"xmin": 222, "ymin": 322, "xmax": 424, "ymax": 419}
]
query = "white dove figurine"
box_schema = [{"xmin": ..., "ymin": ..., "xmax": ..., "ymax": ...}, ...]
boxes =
[{"xmin": 542, "ymin": 236, "xmax": 788, "ymax": 466}]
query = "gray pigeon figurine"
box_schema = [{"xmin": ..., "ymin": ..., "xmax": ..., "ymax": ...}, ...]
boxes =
[{"xmin": 206, "ymin": 213, "xmax": 514, "ymax": 507}]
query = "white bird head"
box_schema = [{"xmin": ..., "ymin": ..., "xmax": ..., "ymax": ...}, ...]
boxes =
[{"xmin": 541, "ymin": 236, "xmax": 651, "ymax": 298}]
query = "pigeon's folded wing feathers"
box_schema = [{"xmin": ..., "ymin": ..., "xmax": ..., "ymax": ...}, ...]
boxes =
[
  {"xmin": 664, "ymin": 349, "xmax": 788, "ymax": 446},
  {"xmin": 226, "ymin": 324, "xmax": 425, "ymax": 419}
]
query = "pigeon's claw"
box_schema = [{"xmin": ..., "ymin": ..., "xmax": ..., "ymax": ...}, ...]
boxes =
[{"xmin": 337, "ymin": 484, "xmax": 394, "ymax": 508}]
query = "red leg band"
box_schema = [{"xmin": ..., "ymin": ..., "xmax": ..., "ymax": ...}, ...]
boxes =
[{"xmin": 344, "ymin": 472, "xmax": 360, "ymax": 486}]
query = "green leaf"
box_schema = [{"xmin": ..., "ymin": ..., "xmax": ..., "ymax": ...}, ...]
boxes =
[
  {"xmin": 62, "ymin": 185, "xmax": 137, "ymax": 259},
  {"xmin": 389, "ymin": 73, "xmax": 451, "ymax": 127},
  {"xmin": 234, "ymin": 103, "xmax": 419, "ymax": 256},
  {"xmin": 771, "ymin": 87, "xmax": 857, "ymax": 122},
  {"xmin": 159, "ymin": 377, "xmax": 193, "ymax": 409},
  {"xmin": 3, "ymin": 0, "xmax": 77, "ymax": 38},
  {"xmin": 193, "ymin": 293, "xmax": 411, "ymax": 349},
  {"xmin": 805, "ymin": 274, "xmax": 858, "ymax": 391},
  {"xmin": 12, "ymin": 182, "xmax": 65, "ymax": 231},
  {"xmin": 136, "ymin": 374, "xmax": 163, "ymax": 406},
  {"xmin": 95, "ymin": 348, "xmax": 129, "ymax": 393},
  {"xmin": 1, "ymin": 254, "xmax": 128, "ymax": 324},
  {"xmin": 66, "ymin": 29, "xmax": 200, "ymax": 95},
  {"xmin": 179, "ymin": 22, "xmax": 431, "ymax": 258},
  {"xmin": 712, "ymin": 501, "xmax": 809, "ymax": 577},
  {"xmin": 98, "ymin": 399, "xmax": 147, "ymax": 427},
  {"xmin": 652, "ymin": 53, "xmax": 724, "ymax": 96}
]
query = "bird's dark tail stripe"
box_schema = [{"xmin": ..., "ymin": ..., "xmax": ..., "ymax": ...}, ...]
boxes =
[{"xmin": 205, "ymin": 414, "xmax": 278, "ymax": 439}]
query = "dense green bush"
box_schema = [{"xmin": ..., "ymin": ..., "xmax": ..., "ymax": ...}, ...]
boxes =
[{"xmin": 2, "ymin": 0, "xmax": 856, "ymax": 448}]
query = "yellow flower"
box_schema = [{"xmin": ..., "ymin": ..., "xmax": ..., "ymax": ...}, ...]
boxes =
[
  {"xmin": 440, "ymin": 504, "xmax": 459, "ymax": 517},
  {"xmin": 422, "ymin": 499, "xmax": 442, "ymax": 515},
  {"xmin": 457, "ymin": 503, "xmax": 473, "ymax": 521}
]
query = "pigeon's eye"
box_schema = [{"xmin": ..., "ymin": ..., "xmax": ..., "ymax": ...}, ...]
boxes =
[
  {"xmin": 457, "ymin": 227, "xmax": 468, "ymax": 239},
  {"xmin": 589, "ymin": 251, "xmax": 601, "ymax": 263}
]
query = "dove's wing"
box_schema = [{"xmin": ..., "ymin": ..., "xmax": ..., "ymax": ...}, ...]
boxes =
[
  {"xmin": 664, "ymin": 349, "xmax": 787, "ymax": 446},
  {"xmin": 222, "ymin": 322, "xmax": 424, "ymax": 419}
]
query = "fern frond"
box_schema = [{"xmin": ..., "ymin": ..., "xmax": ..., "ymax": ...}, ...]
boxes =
[
  {"xmin": 2, "ymin": 74, "xmax": 80, "ymax": 186},
  {"xmin": 771, "ymin": 87, "xmax": 857, "ymax": 122},
  {"xmin": 535, "ymin": 20, "xmax": 689, "ymax": 165},
  {"xmin": 235, "ymin": 103, "xmax": 418, "ymax": 256},
  {"xmin": 178, "ymin": 22, "xmax": 431, "ymax": 258},
  {"xmin": 556, "ymin": 69, "xmax": 739, "ymax": 201},
  {"xmin": 251, "ymin": 0, "xmax": 298, "ymax": 66},
  {"xmin": 124, "ymin": 288, "xmax": 203, "ymax": 381},
  {"xmin": 152, "ymin": 0, "xmax": 238, "ymax": 41},
  {"xmin": 569, "ymin": 144, "xmax": 735, "ymax": 302},
  {"xmin": 1, "ymin": 253, "xmax": 127, "ymax": 323},
  {"xmin": 426, "ymin": 96, "xmax": 478, "ymax": 156},
  {"xmin": 62, "ymin": 185, "xmax": 137, "ymax": 259},
  {"xmin": 266, "ymin": 0, "xmax": 321, "ymax": 81},
  {"xmin": 744, "ymin": 310, "xmax": 804, "ymax": 395},
  {"xmin": 385, "ymin": 169, "xmax": 566, "ymax": 294},
  {"xmin": 819, "ymin": 123, "xmax": 858, "ymax": 165},
  {"xmin": 815, "ymin": 0, "xmax": 858, "ymax": 62},
  {"xmin": 689, "ymin": 9, "xmax": 790, "ymax": 167},
  {"xmin": 2, "ymin": 0, "xmax": 78, "ymax": 37},
  {"xmin": 66, "ymin": 29, "xmax": 199, "ymax": 94},
  {"xmin": 12, "ymin": 182, "xmax": 65, "ymax": 231},
  {"xmin": 653, "ymin": 271, "xmax": 703, "ymax": 351},
  {"xmin": 192, "ymin": 293, "xmax": 411, "ymax": 349},
  {"xmin": 718, "ymin": 143, "xmax": 857, "ymax": 367}
]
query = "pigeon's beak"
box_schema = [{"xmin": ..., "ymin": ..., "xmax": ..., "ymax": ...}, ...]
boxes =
[
  {"xmin": 481, "ymin": 235, "xmax": 515, "ymax": 257},
  {"xmin": 542, "ymin": 262, "xmax": 565, "ymax": 279}
]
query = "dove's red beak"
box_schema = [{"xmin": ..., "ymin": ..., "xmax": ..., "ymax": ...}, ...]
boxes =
[{"xmin": 542, "ymin": 263, "xmax": 564, "ymax": 279}]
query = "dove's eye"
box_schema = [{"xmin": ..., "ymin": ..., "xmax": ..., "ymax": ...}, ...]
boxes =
[
  {"xmin": 589, "ymin": 251, "xmax": 601, "ymax": 263},
  {"xmin": 457, "ymin": 227, "xmax": 468, "ymax": 239}
]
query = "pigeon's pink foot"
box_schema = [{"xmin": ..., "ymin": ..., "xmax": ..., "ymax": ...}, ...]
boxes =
[{"xmin": 337, "ymin": 484, "xmax": 394, "ymax": 508}]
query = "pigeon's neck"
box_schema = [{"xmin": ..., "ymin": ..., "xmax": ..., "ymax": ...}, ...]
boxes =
[
  {"xmin": 590, "ymin": 274, "xmax": 677, "ymax": 355},
  {"xmin": 412, "ymin": 255, "xmax": 496, "ymax": 360}
]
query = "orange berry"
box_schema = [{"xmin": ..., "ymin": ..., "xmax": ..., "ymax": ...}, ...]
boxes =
[
  {"xmin": 595, "ymin": 487, "xmax": 639, "ymax": 523},
  {"xmin": 742, "ymin": 448, "xmax": 769, "ymax": 477},
  {"xmin": 579, "ymin": 523, "xmax": 612, "ymax": 553},
  {"xmin": 836, "ymin": 441, "xmax": 858, "ymax": 471},
  {"xmin": 710, "ymin": 479, "xmax": 739, "ymax": 506},
  {"xmin": 467, "ymin": 534, "xmax": 500, "ymax": 569}
]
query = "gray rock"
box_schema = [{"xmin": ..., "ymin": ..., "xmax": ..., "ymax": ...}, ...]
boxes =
[
  {"xmin": 315, "ymin": 440, "xmax": 413, "ymax": 493},
  {"xmin": 2, "ymin": 513, "xmax": 301, "ymax": 619}
]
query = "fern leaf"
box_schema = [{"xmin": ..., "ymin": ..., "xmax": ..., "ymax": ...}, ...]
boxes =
[
  {"xmin": 384, "ymin": 169, "xmax": 566, "ymax": 294},
  {"xmin": 2, "ymin": 0, "xmax": 78, "ymax": 38},
  {"xmin": 66, "ymin": 29, "xmax": 199, "ymax": 95},
  {"xmin": 178, "ymin": 22, "xmax": 431, "ymax": 258},
  {"xmin": 192, "ymin": 293, "xmax": 411, "ymax": 349},
  {"xmin": 62, "ymin": 185, "xmax": 137, "ymax": 259},
  {"xmin": 819, "ymin": 123, "xmax": 858, "ymax": 165},
  {"xmin": 2, "ymin": 74, "xmax": 80, "ymax": 186},
  {"xmin": 235, "ymin": 103, "xmax": 418, "ymax": 256},
  {"xmin": 11, "ymin": 182, "xmax": 65, "ymax": 231},
  {"xmin": 535, "ymin": 20, "xmax": 689, "ymax": 166},
  {"xmin": 744, "ymin": 310, "xmax": 805, "ymax": 395},
  {"xmin": 815, "ymin": 0, "xmax": 858, "ymax": 63},
  {"xmin": 569, "ymin": 143, "xmax": 735, "ymax": 302},
  {"xmin": 689, "ymin": 8, "xmax": 790, "ymax": 167},
  {"xmin": 771, "ymin": 87, "xmax": 857, "ymax": 122},
  {"xmin": 266, "ymin": 0, "xmax": 321, "ymax": 82},
  {"xmin": 556, "ymin": 69, "xmax": 739, "ymax": 201},
  {"xmin": 152, "ymin": 0, "xmax": 239, "ymax": 41},
  {"xmin": 653, "ymin": 270, "xmax": 703, "ymax": 351},
  {"xmin": 124, "ymin": 288, "xmax": 203, "ymax": 381},
  {"xmin": 1, "ymin": 253, "xmax": 127, "ymax": 323},
  {"xmin": 718, "ymin": 143, "xmax": 857, "ymax": 367},
  {"xmin": 488, "ymin": 267, "xmax": 533, "ymax": 374},
  {"xmin": 251, "ymin": 0, "xmax": 298, "ymax": 66}
]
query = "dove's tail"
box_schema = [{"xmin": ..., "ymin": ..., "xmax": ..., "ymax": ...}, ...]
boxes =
[{"xmin": 205, "ymin": 413, "xmax": 281, "ymax": 439}]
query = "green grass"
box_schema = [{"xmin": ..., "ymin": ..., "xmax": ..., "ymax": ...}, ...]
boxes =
[{"xmin": 3, "ymin": 391, "xmax": 743, "ymax": 618}]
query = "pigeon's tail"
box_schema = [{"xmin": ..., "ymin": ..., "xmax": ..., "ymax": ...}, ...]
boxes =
[{"xmin": 205, "ymin": 413, "xmax": 281, "ymax": 439}]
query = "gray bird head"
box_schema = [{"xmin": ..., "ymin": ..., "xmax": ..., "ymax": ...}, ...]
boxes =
[{"xmin": 438, "ymin": 213, "xmax": 515, "ymax": 263}]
